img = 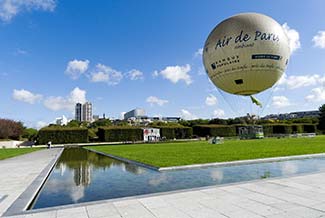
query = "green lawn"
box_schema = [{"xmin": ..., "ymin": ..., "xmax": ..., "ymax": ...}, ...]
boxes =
[
  {"xmin": 0, "ymin": 148, "xmax": 41, "ymax": 160},
  {"xmin": 88, "ymin": 135, "xmax": 325, "ymax": 167}
]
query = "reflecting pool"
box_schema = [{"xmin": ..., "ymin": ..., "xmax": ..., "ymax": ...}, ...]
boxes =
[{"xmin": 30, "ymin": 148, "xmax": 325, "ymax": 209}]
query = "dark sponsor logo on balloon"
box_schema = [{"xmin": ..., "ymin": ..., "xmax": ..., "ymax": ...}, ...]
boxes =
[
  {"xmin": 252, "ymin": 54, "xmax": 281, "ymax": 60},
  {"xmin": 211, "ymin": 55, "xmax": 240, "ymax": 70},
  {"xmin": 214, "ymin": 30, "xmax": 280, "ymax": 50}
]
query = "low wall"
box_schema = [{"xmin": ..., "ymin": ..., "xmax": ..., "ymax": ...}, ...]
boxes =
[{"xmin": 0, "ymin": 141, "xmax": 24, "ymax": 148}]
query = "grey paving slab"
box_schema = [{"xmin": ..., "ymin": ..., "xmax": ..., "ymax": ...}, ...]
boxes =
[{"xmin": 0, "ymin": 148, "xmax": 62, "ymax": 217}]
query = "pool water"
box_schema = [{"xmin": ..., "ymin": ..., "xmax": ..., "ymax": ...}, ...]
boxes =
[{"xmin": 30, "ymin": 148, "xmax": 325, "ymax": 209}]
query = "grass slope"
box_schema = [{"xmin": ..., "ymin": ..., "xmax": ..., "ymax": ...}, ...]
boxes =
[
  {"xmin": 89, "ymin": 136, "xmax": 325, "ymax": 167},
  {"xmin": 0, "ymin": 148, "xmax": 41, "ymax": 160}
]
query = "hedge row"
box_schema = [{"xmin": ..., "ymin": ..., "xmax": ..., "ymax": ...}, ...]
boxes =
[
  {"xmin": 38, "ymin": 128, "xmax": 88, "ymax": 144},
  {"xmin": 193, "ymin": 125, "xmax": 236, "ymax": 137},
  {"xmin": 37, "ymin": 124, "xmax": 318, "ymax": 144},
  {"xmin": 98, "ymin": 127, "xmax": 143, "ymax": 142},
  {"xmin": 263, "ymin": 124, "xmax": 316, "ymax": 136},
  {"xmin": 193, "ymin": 124, "xmax": 317, "ymax": 137},
  {"xmin": 159, "ymin": 127, "xmax": 192, "ymax": 139}
]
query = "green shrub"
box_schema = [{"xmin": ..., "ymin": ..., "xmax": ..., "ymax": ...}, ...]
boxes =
[
  {"xmin": 291, "ymin": 124, "xmax": 303, "ymax": 133},
  {"xmin": 159, "ymin": 127, "xmax": 192, "ymax": 139},
  {"xmin": 303, "ymin": 124, "xmax": 316, "ymax": 133},
  {"xmin": 193, "ymin": 125, "xmax": 236, "ymax": 137},
  {"xmin": 262, "ymin": 125, "xmax": 273, "ymax": 137},
  {"xmin": 262, "ymin": 124, "xmax": 316, "ymax": 136},
  {"xmin": 38, "ymin": 128, "xmax": 88, "ymax": 144},
  {"xmin": 98, "ymin": 127, "xmax": 143, "ymax": 142}
]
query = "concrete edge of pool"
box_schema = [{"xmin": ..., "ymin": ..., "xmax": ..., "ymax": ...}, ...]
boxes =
[
  {"xmin": 4, "ymin": 147, "xmax": 325, "ymax": 217},
  {"xmin": 2, "ymin": 148, "xmax": 64, "ymax": 217}
]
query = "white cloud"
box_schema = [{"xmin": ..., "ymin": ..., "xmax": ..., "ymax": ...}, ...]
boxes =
[
  {"xmin": 43, "ymin": 87, "xmax": 87, "ymax": 111},
  {"xmin": 194, "ymin": 48, "xmax": 203, "ymax": 58},
  {"xmin": 36, "ymin": 121, "xmax": 47, "ymax": 129},
  {"xmin": 14, "ymin": 48, "xmax": 28, "ymax": 55},
  {"xmin": 271, "ymin": 96, "xmax": 291, "ymax": 108},
  {"xmin": 152, "ymin": 70, "xmax": 159, "ymax": 78},
  {"xmin": 312, "ymin": 31, "xmax": 325, "ymax": 49},
  {"xmin": 146, "ymin": 96, "xmax": 168, "ymax": 106},
  {"xmin": 213, "ymin": 109, "xmax": 225, "ymax": 118},
  {"xmin": 126, "ymin": 69, "xmax": 144, "ymax": 80},
  {"xmin": 180, "ymin": 109, "xmax": 197, "ymax": 120},
  {"xmin": 205, "ymin": 94, "xmax": 217, "ymax": 106},
  {"xmin": 305, "ymin": 87, "xmax": 325, "ymax": 102},
  {"xmin": 0, "ymin": 0, "xmax": 56, "ymax": 22},
  {"xmin": 278, "ymin": 73, "xmax": 325, "ymax": 89},
  {"xmin": 282, "ymin": 23, "xmax": 301, "ymax": 53},
  {"xmin": 91, "ymin": 71, "xmax": 108, "ymax": 82},
  {"xmin": 157, "ymin": 64, "xmax": 192, "ymax": 85},
  {"xmin": 65, "ymin": 59, "xmax": 89, "ymax": 80},
  {"xmin": 12, "ymin": 89, "xmax": 42, "ymax": 104},
  {"xmin": 90, "ymin": 64, "xmax": 123, "ymax": 85}
]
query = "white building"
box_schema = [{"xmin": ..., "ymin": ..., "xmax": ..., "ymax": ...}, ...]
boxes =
[
  {"xmin": 55, "ymin": 115, "xmax": 68, "ymax": 126},
  {"xmin": 75, "ymin": 102, "xmax": 93, "ymax": 122},
  {"xmin": 142, "ymin": 128, "xmax": 160, "ymax": 142},
  {"xmin": 124, "ymin": 108, "xmax": 146, "ymax": 120},
  {"xmin": 82, "ymin": 102, "xmax": 93, "ymax": 122}
]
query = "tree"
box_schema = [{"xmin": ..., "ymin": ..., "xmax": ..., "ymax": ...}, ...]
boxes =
[
  {"xmin": 22, "ymin": 128, "xmax": 38, "ymax": 141},
  {"xmin": 0, "ymin": 119, "xmax": 24, "ymax": 140},
  {"xmin": 209, "ymin": 118, "xmax": 228, "ymax": 125},
  {"xmin": 179, "ymin": 119, "xmax": 209, "ymax": 127},
  {"xmin": 91, "ymin": 119, "xmax": 112, "ymax": 128},
  {"xmin": 66, "ymin": 120, "xmax": 81, "ymax": 127},
  {"xmin": 318, "ymin": 104, "xmax": 325, "ymax": 131}
]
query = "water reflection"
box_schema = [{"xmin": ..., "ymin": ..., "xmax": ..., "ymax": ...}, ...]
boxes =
[
  {"xmin": 56, "ymin": 148, "xmax": 143, "ymax": 187},
  {"xmin": 31, "ymin": 148, "xmax": 325, "ymax": 210},
  {"xmin": 149, "ymin": 174, "xmax": 169, "ymax": 186},
  {"xmin": 210, "ymin": 169, "xmax": 224, "ymax": 182},
  {"xmin": 281, "ymin": 162, "xmax": 298, "ymax": 176}
]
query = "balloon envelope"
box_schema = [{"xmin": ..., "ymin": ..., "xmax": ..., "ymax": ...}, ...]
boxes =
[{"xmin": 203, "ymin": 13, "xmax": 290, "ymax": 96}]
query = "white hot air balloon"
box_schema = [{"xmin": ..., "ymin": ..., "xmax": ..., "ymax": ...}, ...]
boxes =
[{"xmin": 203, "ymin": 13, "xmax": 290, "ymax": 107}]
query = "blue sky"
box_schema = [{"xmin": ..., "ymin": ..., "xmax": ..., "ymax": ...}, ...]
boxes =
[{"xmin": 1, "ymin": 0, "xmax": 325, "ymax": 128}]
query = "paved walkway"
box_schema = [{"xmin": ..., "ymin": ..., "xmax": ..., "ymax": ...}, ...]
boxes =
[
  {"xmin": 2, "ymin": 150, "xmax": 325, "ymax": 218},
  {"xmin": 0, "ymin": 148, "xmax": 61, "ymax": 217}
]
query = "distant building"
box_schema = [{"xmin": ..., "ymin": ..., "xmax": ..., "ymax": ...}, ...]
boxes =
[
  {"xmin": 82, "ymin": 102, "xmax": 93, "ymax": 122},
  {"xmin": 124, "ymin": 108, "xmax": 146, "ymax": 120},
  {"xmin": 92, "ymin": 115, "xmax": 100, "ymax": 121},
  {"xmin": 290, "ymin": 110, "xmax": 320, "ymax": 119},
  {"xmin": 262, "ymin": 110, "xmax": 320, "ymax": 120},
  {"xmin": 75, "ymin": 102, "xmax": 93, "ymax": 122},
  {"xmin": 161, "ymin": 117, "xmax": 181, "ymax": 122},
  {"xmin": 75, "ymin": 103, "xmax": 82, "ymax": 122},
  {"xmin": 55, "ymin": 115, "xmax": 68, "ymax": 126}
]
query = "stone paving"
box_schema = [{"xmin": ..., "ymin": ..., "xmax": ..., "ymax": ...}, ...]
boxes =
[
  {"xmin": 2, "ymin": 150, "xmax": 325, "ymax": 217},
  {"xmin": 0, "ymin": 148, "xmax": 61, "ymax": 217}
]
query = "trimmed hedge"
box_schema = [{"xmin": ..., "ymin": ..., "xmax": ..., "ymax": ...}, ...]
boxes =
[
  {"xmin": 98, "ymin": 127, "xmax": 143, "ymax": 142},
  {"xmin": 262, "ymin": 124, "xmax": 317, "ymax": 136},
  {"xmin": 38, "ymin": 128, "xmax": 88, "ymax": 144},
  {"xmin": 303, "ymin": 124, "xmax": 316, "ymax": 133},
  {"xmin": 193, "ymin": 125, "xmax": 236, "ymax": 137},
  {"xmin": 193, "ymin": 124, "xmax": 317, "ymax": 137},
  {"xmin": 159, "ymin": 127, "xmax": 192, "ymax": 139}
]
